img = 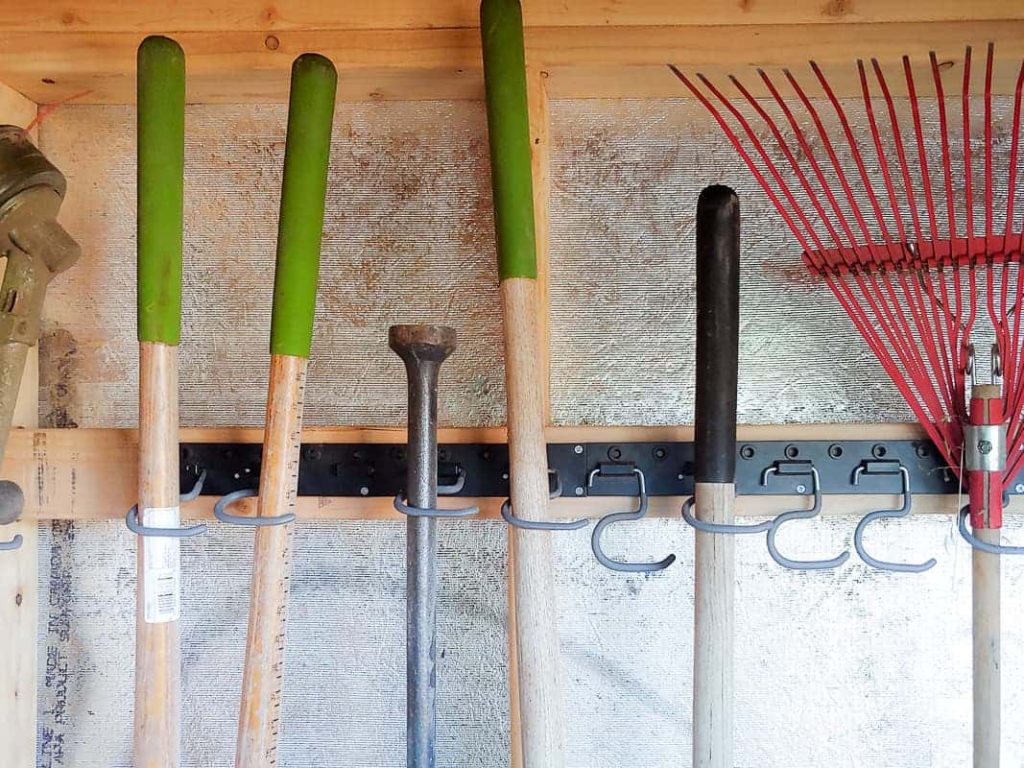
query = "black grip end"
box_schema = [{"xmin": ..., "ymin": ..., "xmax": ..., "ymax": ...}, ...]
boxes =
[{"xmin": 694, "ymin": 185, "xmax": 740, "ymax": 484}]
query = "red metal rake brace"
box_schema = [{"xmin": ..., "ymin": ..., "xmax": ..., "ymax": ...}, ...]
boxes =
[{"xmin": 671, "ymin": 44, "xmax": 1022, "ymax": 765}]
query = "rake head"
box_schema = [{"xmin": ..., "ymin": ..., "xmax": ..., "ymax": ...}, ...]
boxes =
[{"xmin": 672, "ymin": 44, "xmax": 1024, "ymax": 526}]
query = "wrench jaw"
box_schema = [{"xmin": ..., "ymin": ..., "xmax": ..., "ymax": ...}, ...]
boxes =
[{"xmin": 0, "ymin": 127, "xmax": 81, "ymax": 529}]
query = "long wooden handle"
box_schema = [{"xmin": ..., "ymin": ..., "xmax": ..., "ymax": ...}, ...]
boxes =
[
  {"xmin": 480, "ymin": 1, "xmax": 567, "ymax": 764},
  {"xmin": 692, "ymin": 185, "xmax": 740, "ymax": 768},
  {"xmin": 135, "ymin": 35, "xmax": 185, "ymax": 768},
  {"xmin": 236, "ymin": 53, "xmax": 335, "ymax": 768},
  {"xmin": 973, "ymin": 536, "xmax": 1000, "ymax": 767}
]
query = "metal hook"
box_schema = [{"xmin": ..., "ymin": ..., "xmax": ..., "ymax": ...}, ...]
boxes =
[
  {"xmin": 394, "ymin": 464, "xmax": 479, "ymax": 518},
  {"xmin": 125, "ymin": 470, "xmax": 209, "ymax": 538},
  {"xmin": 214, "ymin": 487, "xmax": 297, "ymax": 527},
  {"xmin": 681, "ymin": 493, "xmax": 773, "ymax": 535},
  {"xmin": 852, "ymin": 463, "xmax": 936, "ymax": 573},
  {"xmin": 763, "ymin": 461, "xmax": 850, "ymax": 571},
  {"xmin": 501, "ymin": 470, "xmax": 589, "ymax": 530},
  {"xmin": 590, "ymin": 467, "xmax": 675, "ymax": 573},
  {"xmin": 437, "ymin": 465, "xmax": 467, "ymax": 496},
  {"xmin": 957, "ymin": 506, "xmax": 1024, "ymax": 555}
]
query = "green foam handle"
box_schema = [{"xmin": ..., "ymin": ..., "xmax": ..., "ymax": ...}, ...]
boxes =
[
  {"xmin": 270, "ymin": 53, "xmax": 337, "ymax": 358},
  {"xmin": 137, "ymin": 35, "xmax": 185, "ymax": 344},
  {"xmin": 480, "ymin": 0, "xmax": 538, "ymax": 281}
]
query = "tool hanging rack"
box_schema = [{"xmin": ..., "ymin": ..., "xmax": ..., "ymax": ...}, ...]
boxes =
[{"xmin": 176, "ymin": 436, "xmax": 1016, "ymax": 499}]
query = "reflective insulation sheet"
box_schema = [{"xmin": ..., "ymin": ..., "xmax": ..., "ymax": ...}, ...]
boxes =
[
  {"xmin": 548, "ymin": 96, "xmax": 1022, "ymax": 425},
  {"xmin": 30, "ymin": 98, "xmax": 1024, "ymax": 767},
  {"xmin": 39, "ymin": 103, "xmax": 505, "ymax": 429}
]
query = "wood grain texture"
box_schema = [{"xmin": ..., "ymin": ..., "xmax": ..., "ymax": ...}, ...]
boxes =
[
  {"xmin": 5, "ymin": 20, "xmax": 1024, "ymax": 104},
  {"xmin": 3, "ymin": 0, "xmax": 1020, "ymax": 33},
  {"xmin": 135, "ymin": 341, "xmax": 181, "ymax": 768},
  {"xmin": 501, "ymin": 277, "xmax": 567, "ymax": 765},
  {"xmin": 525, "ymin": 67, "xmax": 550, "ymax": 423},
  {"xmin": 4, "ymin": 423, "xmax": 1018, "ymax": 522},
  {"xmin": 973, "ymin": 532, "xmax": 1000, "ymax": 767},
  {"xmin": 692, "ymin": 482, "xmax": 734, "ymax": 768},
  {"xmin": 236, "ymin": 354, "xmax": 306, "ymax": 768},
  {"xmin": 0, "ymin": 85, "xmax": 39, "ymax": 768}
]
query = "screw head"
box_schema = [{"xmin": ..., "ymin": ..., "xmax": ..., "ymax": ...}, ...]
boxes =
[
  {"xmin": 573, "ymin": 444, "xmax": 584, "ymax": 455},
  {"xmin": 359, "ymin": 486, "xmax": 369, "ymax": 496},
  {"xmin": 978, "ymin": 440, "xmax": 993, "ymax": 455},
  {"xmin": 795, "ymin": 484, "xmax": 807, "ymax": 494},
  {"xmin": 1015, "ymin": 483, "xmax": 1024, "ymax": 494},
  {"xmin": 574, "ymin": 486, "xmax": 584, "ymax": 496}
]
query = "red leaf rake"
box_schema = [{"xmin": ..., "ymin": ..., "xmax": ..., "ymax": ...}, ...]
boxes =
[{"xmin": 672, "ymin": 43, "xmax": 1022, "ymax": 764}]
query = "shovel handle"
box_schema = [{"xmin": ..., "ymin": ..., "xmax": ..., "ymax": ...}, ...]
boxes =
[
  {"xmin": 270, "ymin": 53, "xmax": 337, "ymax": 358},
  {"xmin": 137, "ymin": 36, "xmax": 185, "ymax": 345},
  {"xmin": 481, "ymin": 0, "xmax": 537, "ymax": 281},
  {"xmin": 694, "ymin": 185, "xmax": 740, "ymax": 485}
]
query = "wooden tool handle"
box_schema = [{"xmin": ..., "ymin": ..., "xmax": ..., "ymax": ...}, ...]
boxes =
[
  {"xmin": 236, "ymin": 53, "xmax": 335, "ymax": 768},
  {"xmin": 481, "ymin": 1, "xmax": 567, "ymax": 764},
  {"xmin": 135, "ymin": 35, "xmax": 185, "ymax": 768},
  {"xmin": 973, "ymin": 537, "xmax": 1000, "ymax": 767},
  {"xmin": 692, "ymin": 185, "xmax": 740, "ymax": 768}
]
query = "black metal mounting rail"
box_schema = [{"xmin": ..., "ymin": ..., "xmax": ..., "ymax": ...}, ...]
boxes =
[{"xmin": 179, "ymin": 439, "xmax": 1024, "ymax": 500}]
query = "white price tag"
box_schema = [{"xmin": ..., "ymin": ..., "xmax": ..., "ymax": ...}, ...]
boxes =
[{"xmin": 142, "ymin": 506, "xmax": 181, "ymax": 624}]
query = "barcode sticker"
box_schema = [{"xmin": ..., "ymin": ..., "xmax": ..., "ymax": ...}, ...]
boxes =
[{"xmin": 142, "ymin": 506, "xmax": 181, "ymax": 624}]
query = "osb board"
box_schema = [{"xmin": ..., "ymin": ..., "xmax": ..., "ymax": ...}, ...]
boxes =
[{"xmin": 38, "ymin": 102, "xmax": 504, "ymax": 430}]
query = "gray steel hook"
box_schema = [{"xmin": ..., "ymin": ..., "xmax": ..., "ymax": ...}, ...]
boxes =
[
  {"xmin": 125, "ymin": 470, "xmax": 209, "ymax": 538},
  {"xmin": 763, "ymin": 462, "xmax": 850, "ymax": 571},
  {"xmin": 501, "ymin": 470, "xmax": 589, "ymax": 530},
  {"xmin": 394, "ymin": 465, "xmax": 479, "ymax": 519},
  {"xmin": 681, "ymin": 497, "xmax": 772, "ymax": 535},
  {"xmin": 214, "ymin": 487, "xmax": 297, "ymax": 527},
  {"xmin": 852, "ymin": 463, "xmax": 936, "ymax": 573},
  {"xmin": 958, "ymin": 505, "xmax": 1024, "ymax": 554},
  {"xmin": 590, "ymin": 467, "xmax": 675, "ymax": 573}
]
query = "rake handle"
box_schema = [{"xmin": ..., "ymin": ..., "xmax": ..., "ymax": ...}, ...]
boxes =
[
  {"xmin": 692, "ymin": 185, "xmax": 739, "ymax": 768},
  {"xmin": 481, "ymin": 0, "xmax": 567, "ymax": 764},
  {"xmin": 236, "ymin": 53, "xmax": 335, "ymax": 768},
  {"xmin": 135, "ymin": 35, "xmax": 185, "ymax": 768}
]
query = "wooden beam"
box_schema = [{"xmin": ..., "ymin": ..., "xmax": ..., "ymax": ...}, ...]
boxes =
[
  {"xmin": 0, "ymin": 84, "xmax": 40, "ymax": 768},
  {"xmin": 1, "ymin": 0, "xmax": 1020, "ymax": 33},
  {"xmin": 2, "ymin": 20, "xmax": 1023, "ymax": 105},
  {"xmin": 3, "ymin": 423, "xmax": 1016, "ymax": 522}
]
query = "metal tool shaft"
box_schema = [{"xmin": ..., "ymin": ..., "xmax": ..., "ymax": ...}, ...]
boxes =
[{"xmin": 390, "ymin": 324, "xmax": 456, "ymax": 768}]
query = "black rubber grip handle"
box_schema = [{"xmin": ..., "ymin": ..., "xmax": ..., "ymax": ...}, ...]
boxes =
[{"xmin": 694, "ymin": 185, "xmax": 740, "ymax": 484}]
